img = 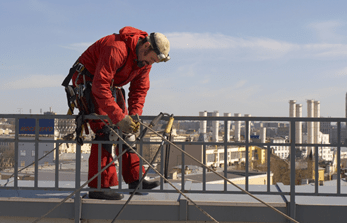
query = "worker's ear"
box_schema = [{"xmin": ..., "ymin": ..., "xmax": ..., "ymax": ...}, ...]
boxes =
[{"xmin": 144, "ymin": 42, "xmax": 151, "ymax": 48}]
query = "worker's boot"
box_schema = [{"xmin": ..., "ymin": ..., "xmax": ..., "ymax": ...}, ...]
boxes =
[
  {"xmin": 89, "ymin": 188, "xmax": 124, "ymax": 200},
  {"xmin": 129, "ymin": 179, "xmax": 159, "ymax": 190}
]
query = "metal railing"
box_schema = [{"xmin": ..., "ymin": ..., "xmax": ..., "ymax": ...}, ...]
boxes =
[{"xmin": 0, "ymin": 113, "xmax": 346, "ymax": 222}]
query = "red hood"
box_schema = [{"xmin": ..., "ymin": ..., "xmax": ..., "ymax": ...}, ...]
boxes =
[{"xmin": 119, "ymin": 26, "xmax": 148, "ymax": 57}]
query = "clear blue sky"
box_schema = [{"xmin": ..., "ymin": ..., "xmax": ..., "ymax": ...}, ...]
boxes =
[{"xmin": 1, "ymin": 0, "xmax": 347, "ymax": 118}]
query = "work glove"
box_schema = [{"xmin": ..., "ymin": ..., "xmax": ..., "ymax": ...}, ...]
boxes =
[{"xmin": 115, "ymin": 115, "xmax": 140, "ymax": 134}]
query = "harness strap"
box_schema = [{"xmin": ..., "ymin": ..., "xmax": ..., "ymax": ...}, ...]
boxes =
[{"xmin": 62, "ymin": 59, "xmax": 93, "ymax": 87}]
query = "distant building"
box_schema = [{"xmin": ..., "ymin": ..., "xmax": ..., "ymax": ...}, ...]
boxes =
[
  {"xmin": 0, "ymin": 135, "xmax": 12, "ymax": 150},
  {"xmin": 167, "ymin": 145, "xmax": 267, "ymax": 172},
  {"xmin": 277, "ymin": 126, "xmax": 289, "ymax": 137},
  {"xmin": 271, "ymin": 137, "xmax": 289, "ymax": 159},
  {"xmin": 18, "ymin": 136, "xmax": 55, "ymax": 167},
  {"xmin": 0, "ymin": 128, "xmax": 12, "ymax": 135},
  {"xmin": 265, "ymin": 127, "xmax": 278, "ymax": 138},
  {"xmin": 330, "ymin": 126, "xmax": 347, "ymax": 145},
  {"xmin": 320, "ymin": 121, "xmax": 331, "ymax": 134},
  {"xmin": 302, "ymin": 132, "xmax": 332, "ymax": 160},
  {"xmin": 55, "ymin": 118, "xmax": 76, "ymax": 138},
  {"xmin": 142, "ymin": 129, "xmax": 187, "ymax": 169}
]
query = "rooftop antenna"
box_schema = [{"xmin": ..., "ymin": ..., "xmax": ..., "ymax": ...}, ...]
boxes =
[{"xmin": 17, "ymin": 108, "xmax": 23, "ymax": 114}]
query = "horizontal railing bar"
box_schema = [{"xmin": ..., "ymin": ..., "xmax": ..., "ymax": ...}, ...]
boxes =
[
  {"xmin": 2, "ymin": 113, "xmax": 347, "ymax": 122},
  {"xmin": 0, "ymin": 139, "xmax": 343, "ymax": 148}
]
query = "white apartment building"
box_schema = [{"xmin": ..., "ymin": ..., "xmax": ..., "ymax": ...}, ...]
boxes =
[
  {"xmin": 302, "ymin": 132, "xmax": 333, "ymax": 161},
  {"xmin": 270, "ymin": 137, "xmax": 289, "ymax": 159}
]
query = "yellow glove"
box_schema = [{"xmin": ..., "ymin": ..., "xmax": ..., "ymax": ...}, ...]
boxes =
[{"xmin": 116, "ymin": 115, "xmax": 140, "ymax": 134}]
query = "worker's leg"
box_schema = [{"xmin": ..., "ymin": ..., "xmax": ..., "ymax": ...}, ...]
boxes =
[
  {"xmin": 115, "ymin": 148, "xmax": 145, "ymax": 183},
  {"xmin": 88, "ymin": 121, "xmax": 123, "ymax": 200},
  {"xmin": 116, "ymin": 146, "xmax": 159, "ymax": 189},
  {"xmin": 88, "ymin": 143, "xmax": 118, "ymax": 188}
]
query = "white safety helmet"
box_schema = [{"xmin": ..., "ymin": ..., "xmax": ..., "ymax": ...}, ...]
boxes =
[{"xmin": 146, "ymin": 32, "xmax": 170, "ymax": 62}]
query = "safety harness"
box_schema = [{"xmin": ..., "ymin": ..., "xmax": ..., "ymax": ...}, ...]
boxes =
[
  {"xmin": 61, "ymin": 59, "xmax": 95, "ymax": 145},
  {"xmin": 61, "ymin": 62, "xmax": 126, "ymax": 145}
]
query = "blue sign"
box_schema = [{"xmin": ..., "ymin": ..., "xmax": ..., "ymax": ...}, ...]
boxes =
[
  {"xmin": 250, "ymin": 135, "xmax": 260, "ymax": 139},
  {"xmin": 19, "ymin": 119, "xmax": 54, "ymax": 135}
]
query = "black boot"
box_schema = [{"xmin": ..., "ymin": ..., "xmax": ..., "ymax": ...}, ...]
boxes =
[
  {"xmin": 129, "ymin": 179, "xmax": 160, "ymax": 190},
  {"xmin": 89, "ymin": 188, "xmax": 124, "ymax": 200}
]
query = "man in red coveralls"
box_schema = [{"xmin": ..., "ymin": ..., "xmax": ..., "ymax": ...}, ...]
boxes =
[{"xmin": 68, "ymin": 26, "xmax": 170, "ymax": 200}]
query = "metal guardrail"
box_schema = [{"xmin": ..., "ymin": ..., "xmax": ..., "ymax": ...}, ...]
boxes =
[{"xmin": 0, "ymin": 114, "xmax": 346, "ymax": 222}]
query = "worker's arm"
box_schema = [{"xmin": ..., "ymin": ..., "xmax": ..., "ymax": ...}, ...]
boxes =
[
  {"xmin": 128, "ymin": 66, "xmax": 151, "ymax": 116},
  {"xmin": 92, "ymin": 45, "xmax": 128, "ymax": 124}
]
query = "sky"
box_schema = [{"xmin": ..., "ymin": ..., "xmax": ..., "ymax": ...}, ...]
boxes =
[{"xmin": 1, "ymin": 0, "xmax": 347, "ymax": 118}]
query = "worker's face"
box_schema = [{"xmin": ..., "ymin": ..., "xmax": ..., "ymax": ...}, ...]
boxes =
[{"xmin": 137, "ymin": 42, "xmax": 160, "ymax": 66}]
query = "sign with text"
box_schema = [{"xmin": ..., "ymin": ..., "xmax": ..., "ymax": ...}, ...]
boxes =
[{"xmin": 19, "ymin": 119, "xmax": 54, "ymax": 135}]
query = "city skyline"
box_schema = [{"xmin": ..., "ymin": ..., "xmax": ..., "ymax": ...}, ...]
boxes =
[{"xmin": 1, "ymin": 1, "xmax": 347, "ymax": 118}]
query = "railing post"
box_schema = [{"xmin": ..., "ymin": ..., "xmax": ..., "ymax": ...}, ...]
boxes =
[
  {"xmin": 119, "ymin": 141, "xmax": 123, "ymax": 189},
  {"xmin": 179, "ymin": 197, "xmax": 188, "ymax": 221},
  {"xmin": 337, "ymin": 121, "xmax": 341, "ymax": 194},
  {"xmin": 245, "ymin": 120, "xmax": 249, "ymax": 191},
  {"xmin": 181, "ymin": 144, "xmax": 185, "ymax": 192},
  {"xmin": 224, "ymin": 119, "xmax": 228, "ymax": 192},
  {"xmin": 289, "ymin": 120, "xmax": 296, "ymax": 222},
  {"xmin": 266, "ymin": 146, "xmax": 271, "ymax": 192},
  {"xmin": 160, "ymin": 139, "xmax": 165, "ymax": 189},
  {"xmin": 75, "ymin": 143, "xmax": 81, "ymax": 223},
  {"xmin": 34, "ymin": 118, "xmax": 39, "ymax": 188},
  {"xmin": 315, "ymin": 145, "xmax": 319, "ymax": 194},
  {"xmin": 55, "ymin": 140, "xmax": 59, "ymax": 189},
  {"xmin": 76, "ymin": 143, "xmax": 81, "ymax": 187},
  {"xmin": 74, "ymin": 194, "xmax": 82, "ymax": 223},
  {"xmin": 97, "ymin": 143, "xmax": 101, "ymax": 189},
  {"xmin": 139, "ymin": 124, "xmax": 143, "ymax": 186},
  {"xmin": 14, "ymin": 118, "xmax": 19, "ymax": 189},
  {"xmin": 203, "ymin": 144, "xmax": 206, "ymax": 192}
]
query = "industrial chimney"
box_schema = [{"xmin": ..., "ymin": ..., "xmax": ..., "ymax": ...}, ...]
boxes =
[
  {"xmin": 244, "ymin": 114, "xmax": 251, "ymax": 142},
  {"xmin": 212, "ymin": 111, "xmax": 219, "ymax": 142},
  {"xmin": 224, "ymin": 113, "xmax": 231, "ymax": 142},
  {"xmin": 295, "ymin": 104, "xmax": 302, "ymax": 145},
  {"xmin": 314, "ymin": 101, "xmax": 320, "ymax": 144},
  {"xmin": 198, "ymin": 111, "xmax": 208, "ymax": 142},
  {"xmin": 307, "ymin": 100, "xmax": 315, "ymax": 155},
  {"xmin": 260, "ymin": 127, "xmax": 266, "ymax": 144},
  {"xmin": 234, "ymin": 113, "xmax": 241, "ymax": 142},
  {"xmin": 289, "ymin": 100, "xmax": 296, "ymax": 142}
]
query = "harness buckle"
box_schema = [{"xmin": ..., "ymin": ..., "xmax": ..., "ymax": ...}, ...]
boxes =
[{"xmin": 75, "ymin": 63, "xmax": 85, "ymax": 73}]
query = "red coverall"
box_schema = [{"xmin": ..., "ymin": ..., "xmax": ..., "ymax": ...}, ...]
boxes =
[{"xmin": 72, "ymin": 26, "xmax": 150, "ymax": 188}]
